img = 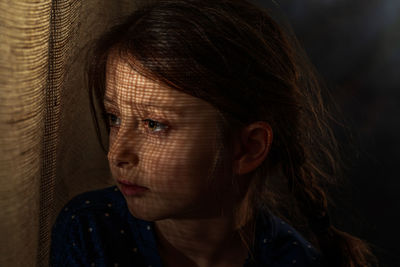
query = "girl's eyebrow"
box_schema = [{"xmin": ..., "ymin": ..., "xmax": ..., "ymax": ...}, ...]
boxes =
[{"xmin": 103, "ymin": 97, "xmax": 183, "ymax": 116}]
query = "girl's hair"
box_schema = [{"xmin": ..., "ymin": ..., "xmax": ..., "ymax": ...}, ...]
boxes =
[{"xmin": 87, "ymin": 0, "xmax": 377, "ymax": 266}]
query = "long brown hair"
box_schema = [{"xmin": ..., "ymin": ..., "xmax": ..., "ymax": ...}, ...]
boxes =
[{"xmin": 87, "ymin": 0, "xmax": 377, "ymax": 266}]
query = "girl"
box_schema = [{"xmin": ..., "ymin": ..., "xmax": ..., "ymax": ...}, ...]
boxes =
[{"xmin": 50, "ymin": 0, "xmax": 377, "ymax": 266}]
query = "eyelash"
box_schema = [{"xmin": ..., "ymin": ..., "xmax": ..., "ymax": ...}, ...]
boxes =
[{"xmin": 102, "ymin": 112, "xmax": 169, "ymax": 136}]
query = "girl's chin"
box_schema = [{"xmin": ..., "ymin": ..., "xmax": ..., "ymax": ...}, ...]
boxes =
[
  {"xmin": 127, "ymin": 206, "xmax": 155, "ymax": 221},
  {"xmin": 125, "ymin": 202, "xmax": 168, "ymax": 221}
]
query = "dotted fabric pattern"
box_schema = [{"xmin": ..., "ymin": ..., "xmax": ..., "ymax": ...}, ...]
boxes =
[{"xmin": 50, "ymin": 186, "xmax": 322, "ymax": 267}]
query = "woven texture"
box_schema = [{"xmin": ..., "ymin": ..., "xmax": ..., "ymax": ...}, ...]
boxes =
[{"xmin": 0, "ymin": 0, "xmax": 141, "ymax": 266}]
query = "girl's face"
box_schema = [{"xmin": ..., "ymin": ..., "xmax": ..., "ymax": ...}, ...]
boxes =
[{"xmin": 104, "ymin": 53, "xmax": 239, "ymax": 221}]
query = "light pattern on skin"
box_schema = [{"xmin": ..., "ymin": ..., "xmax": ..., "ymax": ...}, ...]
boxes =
[
  {"xmin": 103, "ymin": 50, "xmax": 273, "ymax": 267},
  {"xmin": 104, "ymin": 51, "xmax": 258, "ymax": 265},
  {"xmin": 104, "ymin": 52, "xmax": 238, "ymax": 222},
  {"xmin": 104, "ymin": 49, "xmax": 261, "ymax": 266}
]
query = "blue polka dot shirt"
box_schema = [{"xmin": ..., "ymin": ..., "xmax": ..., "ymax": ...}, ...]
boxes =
[{"xmin": 50, "ymin": 186, "xmax": 322, "ymax": 266}]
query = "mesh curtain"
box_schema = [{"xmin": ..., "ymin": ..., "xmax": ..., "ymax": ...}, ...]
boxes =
[{"xmin": 0, "ymin": 0, "xmax": 145, "ymax": 266}]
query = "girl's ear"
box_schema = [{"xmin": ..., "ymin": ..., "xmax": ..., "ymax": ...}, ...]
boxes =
[{"xmin": 233, "ymin": 121, "xmax": 273, "ymax": 175}]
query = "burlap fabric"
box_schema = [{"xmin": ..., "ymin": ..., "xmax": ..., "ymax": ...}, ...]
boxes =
[{"xmin": 0, "ymin": 1, "xmax": 143, "ymax": 266}]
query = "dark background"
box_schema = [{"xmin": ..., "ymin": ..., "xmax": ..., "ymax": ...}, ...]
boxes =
[{"xmin": 253, "ymin": 0, "xmax": 400, "ymax": 266}]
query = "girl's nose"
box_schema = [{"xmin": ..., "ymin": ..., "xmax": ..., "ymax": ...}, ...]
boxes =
[{"xmin": 107, "ymin": 129, "xmax": 138, "ymax": 170}]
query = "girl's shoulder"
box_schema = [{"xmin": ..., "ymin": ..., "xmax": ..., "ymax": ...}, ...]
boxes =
[
  {"xmin": 251, "ymin": 210, "xmax": 323, "ymax": 266},
  {"xmin": 51, "ymin": 186, "xmax": 130, "ymax": 238},
  {"xmin": 50, "ymin": 186, "xmax": 150, "ymax": 266},
  {"xmin": 53, "ymin": 186, "xmax": 126, "ymax": 219}
]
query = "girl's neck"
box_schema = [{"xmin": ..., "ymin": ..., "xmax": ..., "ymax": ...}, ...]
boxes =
[
  {"xmin": 154, "ymin": 216, "xmax": 252, "ymax": 267},
  {"xmin": 153, "ymin": 193, "xmax": 256, "ymax": 267}
]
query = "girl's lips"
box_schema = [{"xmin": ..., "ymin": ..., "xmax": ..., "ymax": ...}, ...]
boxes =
[
  {"xmin": 117, "ymin": 180, "xmax": 149, "ymax": 196},
  {"xmin": 117, "ymin": 179, "xmax": 146, "ymax": 187}
]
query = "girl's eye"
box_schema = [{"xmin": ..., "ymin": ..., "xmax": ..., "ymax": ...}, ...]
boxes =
[
  {"xmin": 142, "ymin": 119, "xmax": 169, "ymax": 134},
  {"xmin": 105, "ymin": 113, "xmax": 121, "ymax": 127},
  {"xmin": 104, "ymin": 112, "xmax": 168, "ymax": 135}
]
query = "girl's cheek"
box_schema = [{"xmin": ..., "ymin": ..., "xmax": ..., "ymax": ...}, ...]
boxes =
[
  {"xmin": 107, "ymin": 131, "xmax": 119, "ymax": 161},
  {"xmin": 108, "ymin": 129, "xmax": 118, "ymax": 145}
]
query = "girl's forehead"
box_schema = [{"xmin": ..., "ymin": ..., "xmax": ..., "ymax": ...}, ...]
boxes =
[
  {"xmin": 105, "ymin": 54, "xmax": 169, "ymax": 104},
  {"xmin": 104, "ymin": 53, "xmax": 217, "ymax": 115}
]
